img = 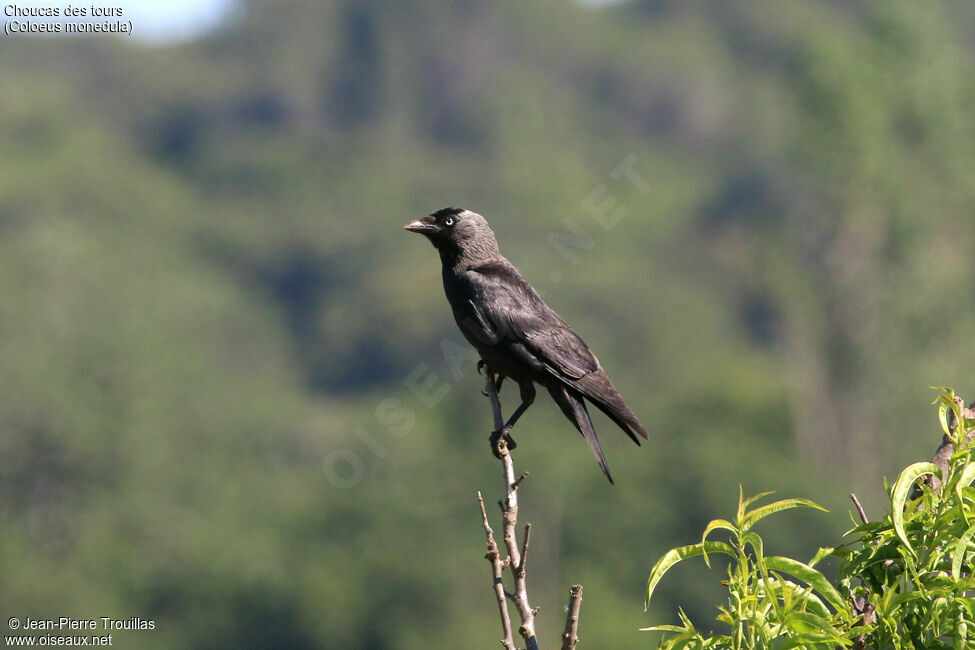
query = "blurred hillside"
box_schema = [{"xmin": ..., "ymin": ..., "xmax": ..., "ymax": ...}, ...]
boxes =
[{"xmin": 2, "ymin": 1, "xmax": 975, "ymax": 648}]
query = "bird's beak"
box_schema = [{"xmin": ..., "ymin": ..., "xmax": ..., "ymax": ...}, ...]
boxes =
[{"xmin": 403, "ymin": 215, "xmax": 439, "ymax": 234}]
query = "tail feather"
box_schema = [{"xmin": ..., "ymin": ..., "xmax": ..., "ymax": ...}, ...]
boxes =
[
  {"xmin": 590, "ymin": 398, "xmax": 647, "ymax": 445},
  {"xmin": 547, "ymin": 383, "xmax": 614, "ymax": 485},
  {"xmin": 576, "ymin": 370, "xmax": 649, "ymax": 444}
]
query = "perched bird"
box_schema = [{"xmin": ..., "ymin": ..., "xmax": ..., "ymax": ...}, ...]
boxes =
[{"xmin": 404, "ymin": 207, "xmax": 648, "ymax": 484}]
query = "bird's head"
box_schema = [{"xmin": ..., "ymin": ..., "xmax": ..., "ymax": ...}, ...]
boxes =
[{"xmin": 404, "ymin": 207, "xmax": 500, "ymax": 262}]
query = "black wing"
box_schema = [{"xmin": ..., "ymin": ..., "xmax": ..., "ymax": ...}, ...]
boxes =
[
  {"xmin": 462, "ymin": 260, "xmax": 648, "ymax": 445},
  {"xmin": 460, "ymin": 260, "xmax": 599, "ymax": 379}
]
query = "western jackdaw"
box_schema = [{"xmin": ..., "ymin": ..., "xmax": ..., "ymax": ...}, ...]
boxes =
[{"xmin": 405, "ymin": 207, "xmax": 647, "ymax": 483}]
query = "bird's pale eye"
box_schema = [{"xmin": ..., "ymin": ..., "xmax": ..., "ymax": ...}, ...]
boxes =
[{"xmin": 445, "ymin": 217, "xmax": 455, "ymax": 226}]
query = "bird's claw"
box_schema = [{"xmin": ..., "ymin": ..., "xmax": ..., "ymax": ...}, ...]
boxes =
[
  {"xmin": 489, "ymin": 426, "xmax": 517, "ymax": 458},
  {"xmin": 476, "ymin": 360, "xmax": 487, "ymax": 375}
]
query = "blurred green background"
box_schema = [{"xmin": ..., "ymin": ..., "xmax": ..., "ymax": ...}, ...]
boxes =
[{"xmin": 3, "ymin": 0, "xmax": 975, "ymax": 647}]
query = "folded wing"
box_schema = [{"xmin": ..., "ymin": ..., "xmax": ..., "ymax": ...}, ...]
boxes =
[{"xmin": 461, "ymin": 261, "xmax": 649, "ymax": 449}]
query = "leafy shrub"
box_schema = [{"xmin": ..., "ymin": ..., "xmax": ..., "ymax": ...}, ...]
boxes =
[{"xmin": 645, "ymin": 388, "xmax": 975, "ymax": 649}]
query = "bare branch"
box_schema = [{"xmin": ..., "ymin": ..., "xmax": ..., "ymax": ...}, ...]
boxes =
[
  {"xmin": 487, "ymin": 372, "xmax": 540, "ymax": 650},
  {"xmin": 487, "ymin": 372, "xmax": 505, "ymax": 431},
  {"xmin": 478, "ymin": 491, "xmax": 515, "ymax": 650},
  {"xmin": 929, "ymin": 397, "xmax": 975, "ymax": 492},
  {"xmin": 851, "ymin": 600, "xmax": 876, "ymax": 650},
  {"xmin": 849, "ymin": 493, "xmax": 868, "ymax": 524},
  {"xmin": 561, "ymin": 585, "xmax": 583, "ymax": 650},
  {"xmin": 477, "ymin": 369, "xmax": 582, "ymax": 650}
]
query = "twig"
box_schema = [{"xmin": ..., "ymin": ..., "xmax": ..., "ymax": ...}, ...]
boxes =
[
  {"xmin": 487, "ymin": 371, "xmax": 540, "ymax": 650},
  {"xmin": 851, "ymin": 598, "xmax": 876, "ymax": 650},
  {"xmin": 928, "ymin": 396, "xmax": 975, "ymax": 492},
  {"xmin": 478, "ymin": 491, "xmax": 515, "ymax": 650},
  {"xmin": 849, "ymin": 493, "xmax": 868, "ymax": 524},
  {"xmin": 477, "ymin": 368, "xmax": 583, "ymax": 649},
  {"xmin": 519, "ymin": 523, "xmax": 531, "ymax": 573},
  {"xmin": 561, "ymin": 585, "xmax": 583, "ymax": 650}
]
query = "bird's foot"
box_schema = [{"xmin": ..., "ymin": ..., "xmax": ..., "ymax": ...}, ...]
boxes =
[{"xmin": 489, "ymin": 426, "xmax": 518, "ymax": 458}]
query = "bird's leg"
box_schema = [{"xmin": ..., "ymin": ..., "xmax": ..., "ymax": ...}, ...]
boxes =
[
  {"xmin": 484, "ymin": 371, "xmax": 508, "ymax": 458},
  {"xmin": 489, "ymin": 382, "xmax": 535, "ymax": 456}
]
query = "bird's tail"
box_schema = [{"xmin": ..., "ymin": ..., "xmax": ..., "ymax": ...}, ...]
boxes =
[
  {"xmin": 577, "ymin": 371, "xmax": 649, "ymax": 445},
  {"xmin": 547, "ymin": 384, "xmax": 614, "ymax": 485}
]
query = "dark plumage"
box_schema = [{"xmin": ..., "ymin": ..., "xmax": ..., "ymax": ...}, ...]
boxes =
[{"xmin": 404, "ymin": 207, "xmax": 648, "ymax": 483}]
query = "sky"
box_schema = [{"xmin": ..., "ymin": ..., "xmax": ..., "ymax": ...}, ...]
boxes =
[
  {"xmin": 117, "ymin": 0, "xmax": 237, "ymax": 41},
  {"xmin": 4, "ymin": 0, "xmax": 623, "ymax": 43},
  {"xmin": 3, "ymin": 0, "xmax": 237, "ymax": 42}
]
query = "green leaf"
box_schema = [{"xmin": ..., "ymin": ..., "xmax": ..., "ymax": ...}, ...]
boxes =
[
  {"xmin": 741, "ymin": 531, "xmax": 764, "ymax": 563},
  {"xmin": 956, "ymin": 462, "xmax": 975, "ymax": 513},
  {"xmin": 782, "ymin": 610, "xmax": 841, "ymax": 636},
  {"xmin": 639, "ymin": 625, "xmax": 687, "ymax": 633},
  {"xmin": 758, "ymin": 575, "xmax": 832, "ymax": 619},
  {"xmin": 646, "ymin": 541, "xmax": 735, "ymax": 608},
  {"xmin": 777, "ymin": 632, "xmax": 850, "ymax": 650},
  {"xmin": 933, "ymin": 387, "xmax": 959, "ymax": 436},
  {"xmin": 742, "ymin": 498, "xmax": 827, "ymax": 530},
  {"xmin": 845, "ymin": 521, "xmax": 887, "ymax": 536},
  {"xmin": 742, "ymin": 608, "xmax": 773, "ymax": 643},
  {"xmin": 739, "ymin": 489, "xmax": 776, "ymax": 518},
  {"xmin": 809, "ymin": 546, "xmax": 834, "ymax": 568},
  {"xmin": 938, "ymin": 392, "xmax": 956, "ymax": 436},
  {"xmin": 765, "ymin": 555, "xmax": 849, "ymax": 617},
  {"xmin": 884, "ymin": 589, "xmax": 927, "ymax": 612},
  {"xmin": 700, "ymin": 519, "xmax": 737, "ymax": 568},
  {"xmin": 952, "ymin": 524, "xmax": 975, "ymax": 581},
  {"xmin": 891, "ymin": 462, "xmax": 942, "ymax": 555}
]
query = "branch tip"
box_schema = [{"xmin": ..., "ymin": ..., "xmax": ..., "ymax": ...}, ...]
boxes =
[
  {"xmin": 849, "ymin": 492, "xmax": 868, "ymax": 524},
  {"xmin": 561, "ymin": 584, "xmax": 584, "ymax": 650},
  {"xmin": 480, "ymin": 374, "xmax": 572, "ymax": 650}
]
